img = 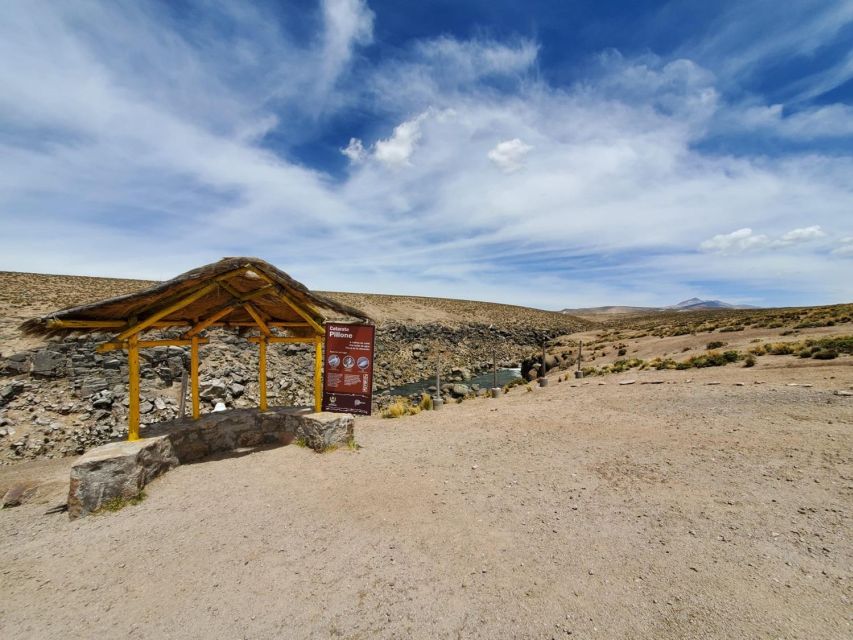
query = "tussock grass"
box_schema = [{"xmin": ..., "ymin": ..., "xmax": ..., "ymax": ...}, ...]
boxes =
[{"xmin": 381, "ymin": 398, "xmax": 421, "ymax": 419}]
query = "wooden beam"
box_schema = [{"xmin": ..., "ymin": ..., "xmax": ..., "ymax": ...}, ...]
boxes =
[
  {"xmin": 258, "ymin": 337, "xmax": 268, "ymax": 412},
  {"xmin": 113, "ymin": 281, "xmax": 219, "ymax": 342},
  {"xmin": 191, "ymin": 336, "xmax": 200, "ymax": 419},
  {"xmin": 247, "ymin": 336, "xmax": 317, "ymax": 344},
  {"xmin": 183, "ymin": 306, "xmax": 234, "ymax": 338},
  {"xmin": 243, "ymin": 302, "xmax": 272, "ymax": 336},
  {"xmin": 47, "ymin": 319, "xmax": 126, "ymax": 329},
  {"xmin": 272, "ymin": 289, "xmax": 325, "ymax": 335},
  {"xmin": 235, "ymin": 268, "xmax": 325, "ymax": 333},
  {"xmin": 314, "ymin": 336, "xmax": 323, "ymax": 413},
  {"xmin": 97, "ymin": 338, "xmax": 209, "ymax": 353},
  {"xmin": 127, "ymin": 335, "xmax": 140, "ymax": 441}
]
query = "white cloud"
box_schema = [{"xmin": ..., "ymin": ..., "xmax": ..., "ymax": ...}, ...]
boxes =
[
  {"xmin": 488, "ymin": 139, "xmax": 533, "ymax": 173},
  {"xmin": 700, "ymin": 225, "xmax": 834, "ymax": 255},
  {"xmin": 778, "ymin": 225, "xmax": 826, "ymax": 244},
  {"xmin": 0, "ymin": 3, "xmax": 852, "ymax": 308},
  {"xmin": 318, "ymin": 0, "xmax": 374, "ymax": 96},
  {"xmin": 700, "ymin": 228, "xmax": 770, "ymax": 254},
  {"xmin": 372, "ymin": 114, "xmax": 427, "ymax": 168},
  {"xmin": 833, "ymin": 237, "xmax": 853, "ymax": 257},
  {"xmin": 341, "ymin": 137, "xmax": 367, "ymax": 162}
]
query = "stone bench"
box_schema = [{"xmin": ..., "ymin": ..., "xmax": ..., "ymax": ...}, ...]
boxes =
[{"xmin": 68, "ymin": 407, "xmax": 354, "ymax": 518}]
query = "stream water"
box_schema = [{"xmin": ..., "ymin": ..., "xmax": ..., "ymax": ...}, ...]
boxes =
[{"xmin": 381, "ymin": 367, "xmax": 522, "ymax": 398}]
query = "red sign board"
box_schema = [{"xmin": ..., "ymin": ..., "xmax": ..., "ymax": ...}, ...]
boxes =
[{"xmin": 322, "ymin": 323, "xmax": 375, "ymax": 415}]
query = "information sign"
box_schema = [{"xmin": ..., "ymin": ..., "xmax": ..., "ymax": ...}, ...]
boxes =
[{"xmin": 322, "ymin": 323, "xmax": 375, "ymax": 415}]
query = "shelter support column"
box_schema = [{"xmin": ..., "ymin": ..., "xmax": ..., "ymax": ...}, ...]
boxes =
[
  {"xmin": 259, "ymin": 337, "xmax": 268, "ymax": 412},
  {"xmin": 128, "ymin": 335, "xmax": 140, "ymax": 441},
  {"xmin": 191, "ymin": 336, "xmax": 200, "ymax": 419},
  {"xmin": 314, "ymin": 335, "xmax": 323, "ymax": 413}
]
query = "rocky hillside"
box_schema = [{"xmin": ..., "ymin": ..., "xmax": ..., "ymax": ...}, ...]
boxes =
[{"xmin": 0, "ymin": 271, "xmax": 591, "ymax": 463}]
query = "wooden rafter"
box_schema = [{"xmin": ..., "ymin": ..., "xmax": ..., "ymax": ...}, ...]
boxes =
[
  {"xmin": 247, "ymin": 336, "xmax": 318, "ymax": 344},
  {"xmin": 243, "ymin": 302, "xmax": 272, "ymax": 336},
  {"xmin": 97, "ymin": 338, "xmax": 210, "ymax": 353},
  {"xmin": 272, "ymin": 289, "xmax": 324, "ymax": 334},
  {"xmin": 113, "ymin": 281, "xmax": 219, "ymax": 342},
  {"xmin": 183, "ymin": 306, "xmax": 234, "ymax": 338}
]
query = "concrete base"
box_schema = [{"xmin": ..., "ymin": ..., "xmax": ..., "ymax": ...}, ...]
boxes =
[
  {"xmin": 68, "ymin": 407, "xmax": 354, "ymax": 518},
  {"xmin": 490, "ymin": 387, "xmax": 503, "ymax": 398},
  {"xmin": 432, "ymin": 397, "xmax": 444, "ymax": 410},
  {"xmin": 574, "ymin": 371, "xmax": 584, "ymax": 379},
  {"xmin": 538, "ymin": 377, "xmax": 549, "ymax": 387}
]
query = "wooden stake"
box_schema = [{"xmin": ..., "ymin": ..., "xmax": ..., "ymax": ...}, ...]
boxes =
[
  {"xmin": 128, "ymin": 335, "xmax": 140, "ymax": 441},
  {"xmin": 314, "ymin": 336, "xmax": 323, "ymax": 413},
  {"xmin": 191, "ymin": 337, "xmax": 200, "ymax": 419},
  {"xmin": 493, "ymin": 348, "xmax": 497, "ymax": 389},
  {"xmin": 259, "ymin": 337, "xmax": 268, "ymax": 412},
  {"xmin": 178, "ymin": 370, "xmax": 188, "ymax": 418}
]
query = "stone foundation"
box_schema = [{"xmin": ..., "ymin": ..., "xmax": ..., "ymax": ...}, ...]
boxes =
[{"xmin": 68, "ymin": 407, "xmax": 354, "ymax": 518}]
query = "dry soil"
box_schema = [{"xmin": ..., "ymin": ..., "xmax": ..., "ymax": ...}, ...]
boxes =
[{"xmin": 1, "ymin": 363, "xmax": 851, "ymax": 639}]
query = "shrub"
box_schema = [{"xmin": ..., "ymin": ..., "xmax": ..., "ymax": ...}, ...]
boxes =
[
  {"xmin": 767, "ymin": 342, "xmax": 797, "ymax": 355},
  {"xmin": 418, "ymin": 393, "xmax": 433, "ymax": 410},
  {"xmin": 617, "ymin": 348, "xmax": 627, "ymax": 356},
  {"xmin": 381, "ymin": 398, "xmax": 421, "ymax": 418},
  {"xmin": 743, "ymin": 355, "xmax": 756, "ymax": 367},
  {"xmin": 706, "ymin": 341, "xmax": 726, "ymax": 350},
  {"xmin": 812, "ymin": 350, "xmax": 838, "ymax": 360},
  {"xmin": 719, "ymin": 325, "xmax": 744, "ymax": 333}
]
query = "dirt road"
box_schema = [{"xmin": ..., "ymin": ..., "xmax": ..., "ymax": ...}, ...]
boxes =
[{"xmin": 1, "ymin": 364, "xmax": 851, "ymax": 639}]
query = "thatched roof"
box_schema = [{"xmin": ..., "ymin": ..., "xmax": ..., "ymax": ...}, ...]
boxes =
[{"xmin": 21, "ymin": 257, "xmax": 372, "ymax": 336}]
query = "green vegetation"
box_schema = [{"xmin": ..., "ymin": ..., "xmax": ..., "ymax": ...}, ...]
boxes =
[
  {"xmin": 706, "ymin": 341, "xmax": 726, "ymax": 350},
  {"xmin": 751, "ymin": 336, "xmax": 852, "ymax": 359},
  {"xmin": 97, "ymin": 491, "xmax": 146, "ymax": 513}
]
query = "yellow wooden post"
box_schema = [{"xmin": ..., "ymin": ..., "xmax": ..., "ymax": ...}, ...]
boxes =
[
  {"xmin": 259, "ymin": 337, "xmax": 268, "ymax": 412},
  {"xmin": 128, "ymin": 335, "xmax": 140, "ymax": 441},
  {"xmin": 191, "ymin": 336, "xmax": 200, "ymax": 419},
  {"xmin": 314, "ymin": 335, "xmax": 323, "ymax": 413}
]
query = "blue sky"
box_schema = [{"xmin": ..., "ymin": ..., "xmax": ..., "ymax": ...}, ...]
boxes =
[{"xmin": 0, "ymin": 1, "xmax": 851, "ymax": 309}]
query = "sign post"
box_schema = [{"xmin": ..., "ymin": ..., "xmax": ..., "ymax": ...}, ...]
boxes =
[{"xmin": 322, "ymin": 323, "xmax": 375, "ymax": 415}]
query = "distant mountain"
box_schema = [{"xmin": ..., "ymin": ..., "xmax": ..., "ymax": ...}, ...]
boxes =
[
  {"xmin": 668, "ymin": 298, "xmax": 759, "ymax": 311},
  {"xmin": 561, "ymin": 298, "xmax": 759, "ymax": 315}
]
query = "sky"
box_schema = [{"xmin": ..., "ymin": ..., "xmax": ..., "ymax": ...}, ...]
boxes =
[{"xmin": 0, "ymin": 1, "xmax": 851, "ymax": 310}]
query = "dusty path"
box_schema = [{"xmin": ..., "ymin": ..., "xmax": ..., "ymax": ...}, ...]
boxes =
[{"xmin": 1, "ymin": 364, "xmax": 851, "ymax": 639}]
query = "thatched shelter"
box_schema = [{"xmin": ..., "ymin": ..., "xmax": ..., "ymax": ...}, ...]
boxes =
[{"xmin": 22, "ymin": 257, "xmax": 372, "ymax": 440}]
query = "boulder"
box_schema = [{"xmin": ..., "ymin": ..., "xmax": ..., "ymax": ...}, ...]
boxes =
[
  {"xmin": 0, "ymin": 381, "xmax": 25, "ymax": 407},
  {"xmin": 79, "ymin": 376, "xmax": 109, "ymax": 397},
  {"xmin": 31, "ymin": 350, "xmax": 65, "ymax": 378},
  {"xmin": 67, "ymin": 435, "xmax": 178, "ymax": 519},
  {"xmin": 450, "ymin": 384, "xmax": 470, "ymax": 398},
  {"xmin": 200, "ymin": 378, "xmax": 227, "ymax": 401},
  {"xmin": 0, "ymin": 353, "xmax": 31, "ymax": 376},
  {"xmin": 90, "ymin": 390, "xmax": 113, "ymax": 409}
]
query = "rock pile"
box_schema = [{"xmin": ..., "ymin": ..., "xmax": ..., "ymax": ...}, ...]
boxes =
[{"xmin": 0, "ymin": 320, "xmax": 575, "ymax": 463}]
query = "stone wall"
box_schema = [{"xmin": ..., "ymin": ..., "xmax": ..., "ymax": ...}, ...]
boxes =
[{"xmin": 67, "ymin": 408, "xmax": 354, "ymax": 518}]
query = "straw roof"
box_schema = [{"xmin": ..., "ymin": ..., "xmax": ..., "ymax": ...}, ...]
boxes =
[{"xmin": 21, "ymin": 257, "xmax": 372, "ymax": 336}]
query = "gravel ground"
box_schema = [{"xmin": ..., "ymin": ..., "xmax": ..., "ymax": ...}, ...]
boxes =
[{"xmin": 1, "ymin": 363, "xmax": 851, "ymax": 639}]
